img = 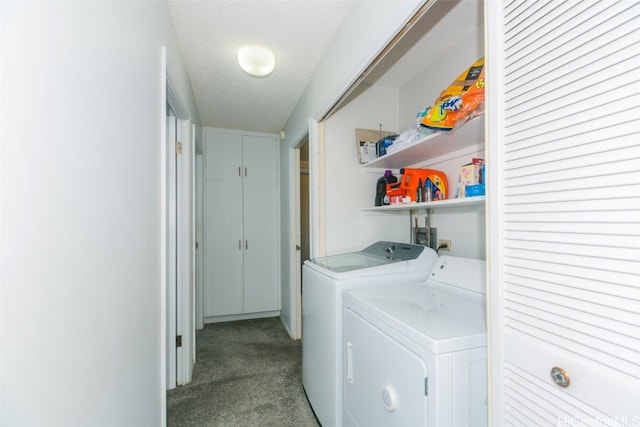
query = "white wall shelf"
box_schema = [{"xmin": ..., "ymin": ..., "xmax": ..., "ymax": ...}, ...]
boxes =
[
  {"xmin": 362, "ymin": 116, "xmax": 484, "ymax": 169},
  {"xmin": 362, "ymin": 196, "xmax": 485, "ymax": 212}
]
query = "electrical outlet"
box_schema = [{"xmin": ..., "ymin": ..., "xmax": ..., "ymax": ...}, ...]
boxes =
[{"xmin": 437, "ymin": 239, "xmax": 451, "ymax": 252}]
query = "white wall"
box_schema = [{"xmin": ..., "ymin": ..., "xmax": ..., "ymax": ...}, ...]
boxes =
[
  {"xmin": 411, "ymin": 148, "xmax": 486, "ymax": 259},
  {"xmin": 324, "ymin": 85, "xmax": 408, "ymax": 254},
  {"xmin": 1, "ymin": 1, "xmax": 199, "ymax": 425}
]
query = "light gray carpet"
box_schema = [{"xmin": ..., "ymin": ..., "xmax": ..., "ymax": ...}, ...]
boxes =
[{"xmin": 167, "ymin": 317, "xmax": 320, "ymax": 427}]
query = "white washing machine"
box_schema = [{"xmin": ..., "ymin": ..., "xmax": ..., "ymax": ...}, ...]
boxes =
[
  {"xmin": 342, "ymin": 256, "xmax": 487, "ymax": 427},
  {"xmin": 302, "ymin": 241, "xmax": 438, "ymax": 427}
]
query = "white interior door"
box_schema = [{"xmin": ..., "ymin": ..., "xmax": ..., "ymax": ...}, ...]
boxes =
[{"xmin": 487, "ymin": 1, "xmax": 640, "ymax": 424}]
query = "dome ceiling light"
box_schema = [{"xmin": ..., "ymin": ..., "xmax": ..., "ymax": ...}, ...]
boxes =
[{"xmin": 237, "ymin": 45, "xmax": 275, "ymax": 77}]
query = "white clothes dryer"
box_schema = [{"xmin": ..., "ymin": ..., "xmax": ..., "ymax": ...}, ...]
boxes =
[
  {"xmin": 302, "ymin": 241, "xmax": 438, "ymax": 427},
  {"xmin": 342, "ymin": 256, "xmax": 487, "ymax": 427}
]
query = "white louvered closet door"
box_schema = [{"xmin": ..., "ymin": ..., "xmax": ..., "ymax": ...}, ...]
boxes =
[{"xmin": 486, "ymin": 1, "xmax": 640, "ymax": 426}]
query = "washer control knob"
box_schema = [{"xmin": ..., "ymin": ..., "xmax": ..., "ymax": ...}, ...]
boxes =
[
  {"xmin": 382, "ymin": 385, "xmax": 397, "ymax": 412},
  {"xmin": 385, "ymin": 245, "xmax": 396, "ymax": 259}
]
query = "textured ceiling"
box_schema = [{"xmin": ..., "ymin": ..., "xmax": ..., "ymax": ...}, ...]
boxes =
[
  {"xmin": 168, "ymin": 0, "xmax": 482, "ymax": 134},
  {"xmin": 168, "ymin": 0, "xmax": 355, "ymax": 133}
]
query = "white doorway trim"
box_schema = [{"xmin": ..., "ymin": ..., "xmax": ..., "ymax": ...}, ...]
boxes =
[
  {"xmin": 165, "ymin": 52, "xmax": 195, "ymax": 390},
  {"xmin": 178, "ymin": 118, "xmax": 195, "ymax": 385},
  {"xmin": 195, "ymin": 144, "xmax": 205, "ymax": 331},
  {"xmin": 166, "ymin": 110, "xmax": 179, "ymax": 390},
  {"xmin": 289, "ymin": 118, "xmax": 323, "ymax": 339},
  {"xmin": 308, "ymin": 118, "xmax": 324, "ymax": 259}
]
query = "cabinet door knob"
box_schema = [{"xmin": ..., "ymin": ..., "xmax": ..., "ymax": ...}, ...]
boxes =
[
  {"xmin": 245, "ymin": 240, "xmax": 248, "ymax": 250},
  {"xmin": 550, "ymin": 367, "xmax": 570, "ymax": 388},
  {"xmin": 238, "ymin": 240, "xmax": 241, "ymax": 250}
]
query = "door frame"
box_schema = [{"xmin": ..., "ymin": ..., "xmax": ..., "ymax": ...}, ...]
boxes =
[
  {"xmin": 290, "ymin": 146, "xmax": 303, "ymax": 339},
  {"xmin": 195, "ymin": 147, "xmax": 204, "ymax": 331},
  {"xmin": 289, "ymin": 118, "xmax": 324, "ymax": 339},
  {"xmin": 165, "ymin": 60, "xmax": 195, "ymax": 390},
  {"xmin": 308, "ymin": 118, "xmax": 324, "ymax": 259},
  {"xmin": 166, "ymin": 110, "xmax": 178, "ymax": 390}
]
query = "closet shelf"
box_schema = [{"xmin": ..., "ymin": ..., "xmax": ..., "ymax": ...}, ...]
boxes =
[
  {"xmin": 362, "ymin": 196, "xmax": 485, "ymax": 212},
  {"xmin": 362, "ymin": 116, "xmax": 484, "ymax": 169}
]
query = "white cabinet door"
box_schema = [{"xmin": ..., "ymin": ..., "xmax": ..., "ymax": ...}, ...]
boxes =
[
  {"xmin": 204, "ymin": 130, "xmax": 280, "ymax": 318},
  {"xmin": 243, "ymin": 178, "xmax": 279, "ymax": 313},
  {"xmin": 242, "ymin": 135, "xmax": 277, "ymax": 182},
  {"xmin": 204, "ymin": 131, "xmax": 243, "ymax": 316},
  {"xmin": 487, "ymin": 1, "xmax": 640, "ymax": 424},
  {"xmin": 204, "ymin": 178, "xmax": 243, "ymax": 316},
  {"xmin": 205, "ymin": 131, "xmax": 242, "ymax": 180},
  {"xmin": 242, "ymin": 135, "xmax": 279, "ymax": 313}
]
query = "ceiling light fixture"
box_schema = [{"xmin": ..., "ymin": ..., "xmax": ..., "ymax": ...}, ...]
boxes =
[{"xmin": 237, "ymin": 45, "xmax": 275, "ymax": 77}]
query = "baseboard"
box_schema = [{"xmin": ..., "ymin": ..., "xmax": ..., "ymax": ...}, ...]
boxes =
[{"xmin": 204, "ymin": 310, "xmax": 280, "ymax": 324}]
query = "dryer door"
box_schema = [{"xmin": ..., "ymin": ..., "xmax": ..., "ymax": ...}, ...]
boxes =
[{"xmin": 344, "ymin": 307, "xmax": 428, "ymax": 427}]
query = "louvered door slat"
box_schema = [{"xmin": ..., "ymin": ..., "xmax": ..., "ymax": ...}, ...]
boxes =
[
  {"xmin": 504, "ymin": 258, "xmax": 638, "ymax": 288},
  {"xmin": 504, "ymin": 268, "xmax": 640, "ymax": 305},
  {"xmin": 506, "ymin": 2, "xmax": 640, "ymax": 96},
  {"xmin": 507, "ymin": 282, "xmax": 640, "ymax": 326},
  {"xmin": 503, "ymin": 122, "xmax": 640, "ymax": 161},
  {"xmin": 488, "ymin": 0, "xmax": 640, "ymax": 424},
  {"xmin": 507, "ymin": 146, "xmax": 640, "ymax": 181}
]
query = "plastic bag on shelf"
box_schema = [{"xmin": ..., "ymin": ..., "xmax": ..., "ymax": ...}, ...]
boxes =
[
  {"xmin": 386, "ymin": 127, "xmax": 424, "ymax": 154},
  {"xmin": 420, "ymin": 57, "xmax": 485, "ymax": 131}
]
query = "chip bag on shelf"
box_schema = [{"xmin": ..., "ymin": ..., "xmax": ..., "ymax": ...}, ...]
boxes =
[{"xmin": 420, "ymin": 57, "xmax": 485, "ymax": 131}]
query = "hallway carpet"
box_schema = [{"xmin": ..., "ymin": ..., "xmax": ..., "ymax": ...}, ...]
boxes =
[{"xmin": 167, "ymin": 317, "xmax": 320, "ymax": 427}]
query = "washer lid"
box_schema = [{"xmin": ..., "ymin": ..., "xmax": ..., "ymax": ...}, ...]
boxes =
[
  {"xmin": 310, "ymin": 251, "xmax": 398, "ymax": 273},
  {"xmin": 309, "ymin": 241, "xmax": 426, "ymax": 273}
]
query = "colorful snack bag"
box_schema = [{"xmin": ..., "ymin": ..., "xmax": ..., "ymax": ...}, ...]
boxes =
[{"xmin": 420, "ymin": 57, "xmax": 485, "ymax": 131}]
